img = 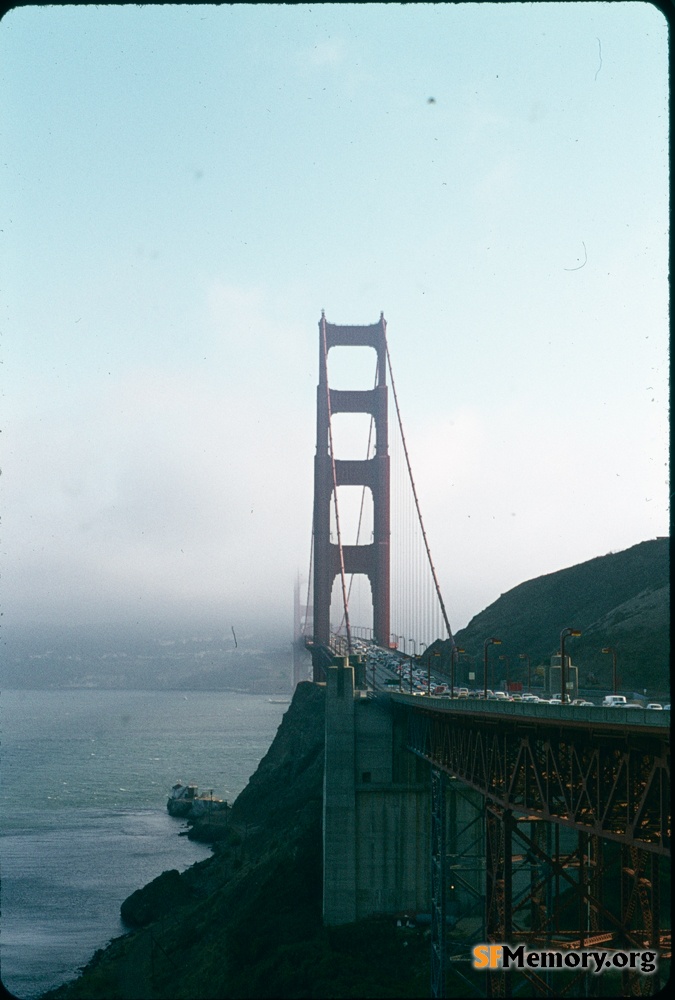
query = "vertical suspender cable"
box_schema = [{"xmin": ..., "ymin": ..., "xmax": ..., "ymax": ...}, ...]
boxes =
[
  {"xmin": 385, "ymin": 339, "xmax": 454, "ymax": 644},
  {"xmin": 321, "ymin": 316, "xmax": 353, "ymax": 654}
]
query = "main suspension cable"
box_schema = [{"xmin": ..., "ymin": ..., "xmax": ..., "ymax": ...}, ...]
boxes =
[
  {"xmin": 303, "ymin": 527, "xmax": 314, "ymax": 637},
  {"xmin": 385, "ymin": 338, "xmax": 454, "ymax": 644}
]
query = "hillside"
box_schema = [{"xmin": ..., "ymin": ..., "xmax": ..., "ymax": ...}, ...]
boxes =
[{"xmin": 450, "ymin": 537, "xmax": 670, "ymax": 694}]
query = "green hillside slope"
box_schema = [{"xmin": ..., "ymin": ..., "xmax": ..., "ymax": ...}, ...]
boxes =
[{"xmin": 451, "ymin": 538, "xmax": 669, "ymax": 695}]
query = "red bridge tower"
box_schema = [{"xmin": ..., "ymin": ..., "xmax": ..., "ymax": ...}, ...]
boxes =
[{"xmin": 312, "ymin": 313, "xmax": 390, "ymax": 679}]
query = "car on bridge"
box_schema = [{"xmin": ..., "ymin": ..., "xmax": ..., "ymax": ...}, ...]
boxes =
[{"xmin": 602, "ymin": 694, "xmax": 627, "ymax": 707}]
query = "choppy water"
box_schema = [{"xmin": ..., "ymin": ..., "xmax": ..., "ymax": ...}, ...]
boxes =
[{"xmin": 0, "ymin": 689, "xmax": 288, "ymax": 999}]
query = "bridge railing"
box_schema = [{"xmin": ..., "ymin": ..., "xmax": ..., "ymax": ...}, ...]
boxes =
[{"xmin": 390, "ymin": 691, "xmax": 671, "ymax": 730}]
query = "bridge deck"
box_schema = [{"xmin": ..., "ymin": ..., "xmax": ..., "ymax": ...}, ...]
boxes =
[{"xmin": 390, "ymin": 691, "xmax": 671, "ymax": 734}]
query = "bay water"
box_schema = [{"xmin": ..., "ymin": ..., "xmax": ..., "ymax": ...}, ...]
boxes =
[{"xmin": 0, "ymin": 689, "xmax": 289, "ymax": 999}]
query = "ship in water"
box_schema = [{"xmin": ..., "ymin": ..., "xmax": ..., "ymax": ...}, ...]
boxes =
[{"xmin": 167, "ymin": 781, "xmax": 229, "ymax": 819}]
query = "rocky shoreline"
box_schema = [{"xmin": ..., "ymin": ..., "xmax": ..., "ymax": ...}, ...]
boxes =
[{"xmin": 39, "ymin": 681, "xmax": 430, "ymax": 999}]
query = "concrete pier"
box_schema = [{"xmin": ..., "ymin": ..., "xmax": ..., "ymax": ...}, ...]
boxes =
[{"xmin": 322, "ymin": 660, "xmax": 431, "ymax": 924}]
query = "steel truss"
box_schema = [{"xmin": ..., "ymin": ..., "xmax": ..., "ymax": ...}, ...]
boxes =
[
  {"xmin": 431, "ymin": 767, "xmax": 446, "ymax": 999},
  {"xmin": 405, "ymin": 707, "xmax": 670, "ymax": 997},
  {"xmin": 407, "ymin": 708, "xmax": 670, "ymax": 854}
]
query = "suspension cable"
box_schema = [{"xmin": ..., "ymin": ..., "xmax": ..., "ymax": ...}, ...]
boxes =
[
  {"xmin": 303, "ymin": 528, "xmax": 314, "ymax": 637},
  {"xmin": 321, "ymin": 316, "xmax": 353, "ymax": 654},
  {"xmin": 385, "ymin": 338, "xmax": 454, "ymax": 644}
]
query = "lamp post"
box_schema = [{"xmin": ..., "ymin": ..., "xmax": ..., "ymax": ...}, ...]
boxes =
[
  {"xmin": 451, "ymin": 646, "xmax": 465, "ymax": 699},
  {"xmin": 428, "ymin": 651, "xmax": 441, "ymax": 694},
  {"xmin": 601, "ymin": 646, "xmax": 618, "ymax": 694},
  {"xmin": 499, "ymin": 654, "xmax": 510, "ymax": 695},
  {"xmin": 406, "ymin": 636, "xmax": 412, "ymax": 694},
  {"xmin": 483, "ymin": 638, "xmax": 502, "ymax": 700},
  {"xmin": 519, "ymin": 653, "xmax": 531, "ymax": 693},
  {"xmin": 463, "ymin": 653, "xmax": 476, "ymax": 692},
  {"xmin": 560, "ymin": 628, "xmax": 581, "ymax": 704}
]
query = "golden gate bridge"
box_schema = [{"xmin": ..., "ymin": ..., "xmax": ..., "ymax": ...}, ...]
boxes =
[
  {"xmin": 300, "ymin": 311, "xmax": 452, "ymax": 679},
  {"xmin": 294, "ymin": 313, "xmax": 669, "ymax": 999}
]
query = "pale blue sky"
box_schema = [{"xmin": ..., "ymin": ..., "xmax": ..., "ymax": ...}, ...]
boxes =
[{"xmin": 1, "ymin": 2, "xmax": 669, "ymax": 637}]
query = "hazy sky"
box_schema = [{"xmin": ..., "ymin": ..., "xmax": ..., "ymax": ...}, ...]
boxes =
[{"xmin": 1, "ymin": 2, "xmax": 669, "ymax": 639}]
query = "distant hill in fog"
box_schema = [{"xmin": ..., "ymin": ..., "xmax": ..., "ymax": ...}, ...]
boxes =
[
  {"xmin": 452, "ymin": 537, "xmax": 670, "ymax": 695},
  {"xmin": 0, "ymin": 620, "xmax": 294, "ymax": 693}
]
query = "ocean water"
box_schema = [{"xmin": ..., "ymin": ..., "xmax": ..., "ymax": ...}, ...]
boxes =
[{"xmin": 0, "ymin": 689, "xmax": 289, "ymax": 1000}]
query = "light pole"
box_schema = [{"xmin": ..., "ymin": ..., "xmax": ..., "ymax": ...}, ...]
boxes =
[
  {"xmin": 428, "ymin": 650, "xmax": 441, "ymax": 694},
  {"xmin": 396, "ymin": 637, "xmax": 413, "ymax": 693},
  {"xmin": 499, "ymin": 654, "xmax": 510, "ymax": 695},
  {"xmin": 463, "ymin": 653, "xmax": 476, "ymax": 692},
  {"xmin": 560, "ymin": 628, "xmax": 581, "ymax": 704},
  {"xmin": 519, "ymin": 653, "xmax": 531, "ymax": 693},
  {"xmin": 451, "ymin": 646, "xmax": 465, "ymax": 699},
  {"xmin": 601, "ymin": 646, "xmax": 618, "ymax": 695},
  {"xmin": 483, "ymin": 638, "xmax": 502, "ymax": 700}
]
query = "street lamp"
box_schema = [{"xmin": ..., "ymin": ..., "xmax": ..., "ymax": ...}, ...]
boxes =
[
  {"xmin": 451, "ymin": 646, "xmax": 465, "ymax": 699},
  {"xmin": 601, "ymin": 646, "xmax": 618, "ymax": 695},
  {"xmin": 428, "ymin": 651, "xmax": 441, "ymax": 694},
  {"xmin": 499, "ymin": 655, "xmax": 510, "ymax": 695},
  {"xmin": 519, "ymin": 653, "xmax": 531, "ymax": 693},
  {"xmin": 483, "ymin": 638, "xmax": 502, "ymax": 700},
  {"xmin": 560, "ymin": 628, "xmax": 581, "ymax": 704}
]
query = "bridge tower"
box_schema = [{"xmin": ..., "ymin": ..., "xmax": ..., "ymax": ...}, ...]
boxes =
[{"xmin": 312, "ymin": 313, "xmax": 390, "ymax": 678}]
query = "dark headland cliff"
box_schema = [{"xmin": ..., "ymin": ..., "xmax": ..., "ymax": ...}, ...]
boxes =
[{"xmin": 40, "ymin": 682, "xmax": 429, "ymax": 1000}]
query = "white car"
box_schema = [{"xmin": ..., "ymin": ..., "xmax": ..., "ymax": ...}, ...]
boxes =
[
  {"xmin": 602, "ymin": 695, "xmax": 627, "ymax": 707},
  {"xmin": 646, "ymin": 703, "xmax": 663, "ymax": 710}
]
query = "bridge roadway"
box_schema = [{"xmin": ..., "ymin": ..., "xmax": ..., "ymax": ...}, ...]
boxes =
[
  {"xmin": 321, "ymin": 639, "xmax": 670, "ymax": 855},
  {"xmin": 320, "ymin": 649, "xmax": 670, "ymax": 995}
]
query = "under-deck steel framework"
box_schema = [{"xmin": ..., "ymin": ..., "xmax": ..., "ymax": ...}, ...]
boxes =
[{"xmin": 402, "ymin": 701, "xmax": 670, "ymax": 996}]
